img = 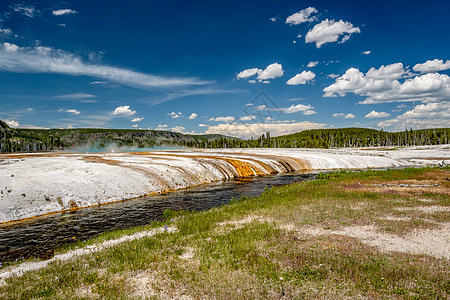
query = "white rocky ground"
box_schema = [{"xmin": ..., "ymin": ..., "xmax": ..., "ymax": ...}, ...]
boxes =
[{"xmin": 0, "ymin": 146, "xmax": 448, "ymax": 223}]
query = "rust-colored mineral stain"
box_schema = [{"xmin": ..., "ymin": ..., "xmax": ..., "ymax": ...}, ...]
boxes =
[{"xmin": 220, "ymin": 158, "xmax": 265, "ymax": 177}]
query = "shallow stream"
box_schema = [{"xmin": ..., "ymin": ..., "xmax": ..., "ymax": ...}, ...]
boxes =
[{"xmin": 0, "ymin": 171, "xmax": 316, "ymax": 263}]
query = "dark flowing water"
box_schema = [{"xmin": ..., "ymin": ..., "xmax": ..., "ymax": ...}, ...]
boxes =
[{"xmin": 0, "ymin": 172, "xmax": 316, "ymax": 263}]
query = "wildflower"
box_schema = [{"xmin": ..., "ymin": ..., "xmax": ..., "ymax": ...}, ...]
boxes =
[{"xmin": 164, "ymin": 225, "xmax": 169, "ymax": 231}]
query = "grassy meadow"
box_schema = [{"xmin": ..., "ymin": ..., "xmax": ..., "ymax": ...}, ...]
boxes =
[{"xmin": 1, "ymin": 167, "xmax": 449, "ymax": 299}]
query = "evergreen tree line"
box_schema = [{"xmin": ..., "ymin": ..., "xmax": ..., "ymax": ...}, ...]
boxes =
[
  {"xmin": 181, "ymin": 128, "xmax": 450, "ymax": 149},
  {"xmin": 1, "ymin": 121, "xmax": 449, "ymax": 153}
]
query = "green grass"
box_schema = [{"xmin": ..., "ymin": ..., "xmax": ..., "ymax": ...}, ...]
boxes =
[{"xmin": 1, "ymin": 167, "xmax": 449, "ymax": 299}]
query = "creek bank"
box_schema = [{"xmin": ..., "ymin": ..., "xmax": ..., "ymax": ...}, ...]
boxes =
[{"xmin": 0, "ymin": 146, "xmax": 447, "ymax": 223}]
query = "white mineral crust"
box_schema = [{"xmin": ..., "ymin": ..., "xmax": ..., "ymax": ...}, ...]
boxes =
[{"xmin": 0, "ymin": 146, "xmax": 448, "ymax": 223}]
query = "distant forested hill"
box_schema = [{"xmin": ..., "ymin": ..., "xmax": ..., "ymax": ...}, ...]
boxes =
[
  {"xmin": 271, "ymin": 127, "xmax": 450, "ymax": 148},
  {"xmin": 0, "ymin": 123, "xmax": 234, "ymax": 153},
  {"xmin": 1, "ymin": 120, "xmax": 449, "ymax": 153},
  {"xmin": 189, "ymin": 127, "xmax": 450, "ymax": 149}
]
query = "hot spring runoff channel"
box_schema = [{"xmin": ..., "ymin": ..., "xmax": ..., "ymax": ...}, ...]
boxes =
[{"xmin": 0, "ymin": 171, "xmax": 316, "ymax": 264}]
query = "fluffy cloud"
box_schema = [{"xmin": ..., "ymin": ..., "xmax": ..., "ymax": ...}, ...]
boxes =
[
  {"xmin": 323, "ymin": 63, "xmax": 408, "ymax": 98},
  {"xmin": 3, "ymin": 42, "xmax": 18, "ymax": 52},
  {"xmin": 11, "ymin": 4, "xmax": 37, "ymax": 18},
  {"xmin": 131, "ymin": 117, "xmax": 144, "ymax": 122},
  {"xmin": 286, "ymin": 71, "xmax": 315, "ymax": 85},
  {"xmin": 198, "ymin": 124, "xmax": 208, "ymax": 127},
  {"xmin": 413, "ymin": 59, "xmax": 450, "ymax": 73},
  {"xmin": 333, "ymin": 113, "xmax": 355, "ymax": 119},
  {"xmin": 361, "ymin": 50, "xmax": 371, "ymax": 55},
  {"xmin": 236, "ymin": 63, "xmax": 284, "ymax": 82},
  {"xmin": 359, "ymin": 73, "xmax": 450, "ymax": 104},
  {"xmin": 52, "ymin": 9, "xmax": 77, "ymax": 16},
  {"xmin": 239, "ymin": 115, "xmax": 256, "ymax": 121},
  {"xmin": 113, "ymin": 106, "xmax": 136, "ymax": 116},
  {"xmin": 305, "ymin": 19, "xmax": 360, "ymax": 48},
  {"xmin": 307, "ymin": 61, "xmax": 319, "ymax": 68},
  {"xmin": 171, "ymin": 126, "xmax": 185, "ymax": 133},
  {"xmin": 155, "ymin": 124, "xmax": 168, "ymax": 130},
  {"xmin": 365, "ymin": 63, "xmax": 407, "ymax": 80},
  {"xmin": 188, "ymin": 113, "xmax": 198, "ymax": 120},
  {"xmin": 257, "ymin": 103, "xmax": 316, "ymax": 115},
  {"xmin": 5, "ymin": 120, "xmax": 19, "ymax": 127},
  {"xmin": 131, "ymin": 124, "xmax": 138, "ymax": 128},
  {"xmin": 206, "ymin": 121, "xmax": 325, "ymax": 139},
  {"xmin": 209, "ymin": 116, "xmax": 235, "ymax": 123},
  {"xmin": 365, "ymin": 110, "xmax": 390, "ymax": 118},
  {"xmin": 66, "ymin": 109, "xmax": 80, "ymax": 115},
  {"xmin": 324, "ymin": 62, "xmax": 450, "ymax": 105},
  {"xmin": 0, "ymin": 28, "xmax": 12, "ymax": 35},
  {"xmin": 286, "ymin": 7, "xmax": 318, "ymax": 25},
  {"xmin": 168, "ymin": 112, "xmax": 182, "ymax": 119},
  {"xmin": 281, "ymin": 104, "xmax": 316, "ymax": 115},
  {"xmin": 257, "ymin": 63, "xmax": 284, "ymax": 80},
  {"xmin": 378, "ymin": 102, "xmax": 450, "ymax": 131},
  {"xmin": 236, "ymin": 68, "xmax": 262, "ymax": 79},
  {"xmin": 0, "ymin": 44, "xmax": 208, "ymax": 89},
  {"xmin": 327, "ymin": 73, "xmax": 340, "ymax": 79}
]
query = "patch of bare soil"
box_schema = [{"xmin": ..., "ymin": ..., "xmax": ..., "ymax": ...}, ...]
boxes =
[
  {"xmin": 126, "ymin": 270, "xmax": 193, "ymax": 299},
  {"xmin": 297, "ymin": 223, "xmax": 450, "ymax": 260},
  {"xmin": 344, "ymin": 171, "xmax": 450, "ymax": 197}
]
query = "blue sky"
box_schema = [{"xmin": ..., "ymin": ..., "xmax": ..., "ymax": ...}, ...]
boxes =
[{"xmin": 0, "ymin": 0, "xmax": 449, "ymax": 138}]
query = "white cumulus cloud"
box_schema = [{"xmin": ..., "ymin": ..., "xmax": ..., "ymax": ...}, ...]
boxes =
[
  {"xmin": 131, "ymin": 117, "xmax": 144, "ymax": 122},
  {"xmin": 237, "ymin": 63, "xmax": 284, "ymax": 83},
  {"xmin": 3, "ymin": 42, "xmax": 18, "ymax": 52},
  {"xmin": 189, "ymin": 113, "xmax": 198, "ymax": 120},
  {"xmin": 305, "ymin": 19, "xmax": 360, "ymax": 48},
  {"xmin": 168, "ymin": 112, "xmax": 182, "ymax": 119},
  {"xmin": 333, "ymin": 113, "xmax": 355, "ymax": 119},
  {"xmin": 378, "ymin": 102, "xmax": 450, "ymax": 131},
  {"xmin": 365, "ymin": 63, "xmax": 407, "ymax": 80},
  {"xmin": 359, "ymin": 72, "xmax": 450, "ymax": 104},
  {"xmin": 52, "ymin": 9, "xmax": 77, "ymax": 16},
  {"xmin": 155, "ymin": 124, "xmax": 168, "ymax": 130},
  {"xmin": 206, "ymin": 121, "xmax": 325, "ymax": 139},
  {"xmin": 257, "ymin": 103, "xmax": 316, "ymax": 115},
  {"xmin": 281, "ymin": 104, "xmax": 316, "ymax": 114},
  {"xmin": 66, "ymin": 109, "xmax": 80, "ymax": 115},
  {"xmin": 257, "ymin": 63, "xmax": 284, "ymax": 81},
  {"xmin": 239, "ymin": 115, "xmax": 256, "ymax": 121},
  {"xmin": 5, "ymin": 120, "xmax": 19, "ymax": 127},
  {"xmin": 209, "ymin": 116, "xmax": 235, "ymax": 123},
  {"xmin": 323, "ymin": 64, "xmax": 406, "ymax": 98},
  {"xmin": 286, "ymin": 7, "xmax": 318, "ymax": 25},
  {"xmin": 286, "ymin": 70, "xmax": 315, "ymax": 85},
  {"xmin": 198, "ymin": 124, "xmax": 208, "ymax": 127},
  {"xmin": 307, "ymin": 61, "xmax": 319, "ymax": 68},
  {"xmin": 413, "ymin": 59, "xmax": 450, "ymax": 73},
  {"xmin": 171, "ymin": 126, "xmax": 185, "ymax": 133},
  {"xmin": 361, "ymin": 50, "xmax": 371, "ymax": 55},
  {"xmin": 236, "ymin": 68, "xmax": 262, "ymax": 79},
  {"xmin": 0, "ymin": 28, "xmax": 12, "ymax": 35},
  {"xmin": 365, "ymin": 110, "xmax": 390, "ymax": 118},
  {"xmin": 12, "ymin": 4, "xmax": 37, "ymax": 18},
  {"xmin": 113, "ymin": 106, "xmax": 136, "ymax": 116}
]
